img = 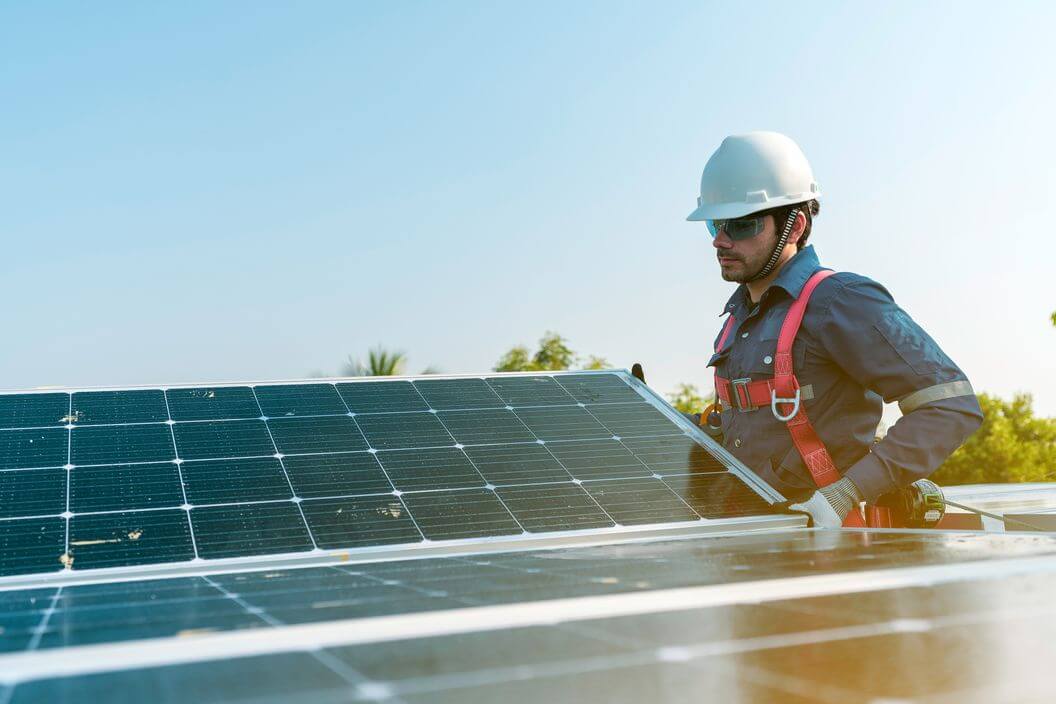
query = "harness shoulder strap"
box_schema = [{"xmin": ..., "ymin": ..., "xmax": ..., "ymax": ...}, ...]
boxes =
[
  {"xmin": 715, "ymin": 314, "xmax": 737, "ymax": 353},
  {"xmin": 777, "ymin": 269, "xmax": 865, "ymax": 527}
]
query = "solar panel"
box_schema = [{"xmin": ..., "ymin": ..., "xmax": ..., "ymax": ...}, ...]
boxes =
[
  {"xmin": 4, "ymin": 531, "xmax": 1056, "ymax": 703},
  {"xmin": 0, "ymin": 371, "xmax": 778, "ymax": 580}
]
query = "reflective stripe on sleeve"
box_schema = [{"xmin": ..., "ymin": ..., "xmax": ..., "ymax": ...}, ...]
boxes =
[{"xmin": 898, "ymin": 380, "xmax": 975, "ymax": 414}]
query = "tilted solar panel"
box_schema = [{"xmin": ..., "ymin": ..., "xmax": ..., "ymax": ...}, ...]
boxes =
[{"xmin": 0, "ymin": 371, "xmax": 780, "ymax": 579}]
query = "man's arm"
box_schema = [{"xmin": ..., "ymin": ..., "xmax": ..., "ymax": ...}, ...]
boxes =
[{"xmin": 817, "ymin": 276, "xmax": 984, "ymax": 503}]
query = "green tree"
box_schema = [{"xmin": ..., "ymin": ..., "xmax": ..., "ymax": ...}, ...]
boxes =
[
  {"xmin": 667, "ymin": 383, "xmax": 713, "ymax": 415},
  {"xmin": 931, "ymin": 393, "xmax": 1056, "ymax": 485},
  {"xmin": 494, "ymin": 332, "xmax": 608, "ymax": 372},
  {"xmin": 343, "ymin": 346, "xmax": 407, "ymax": 377}
]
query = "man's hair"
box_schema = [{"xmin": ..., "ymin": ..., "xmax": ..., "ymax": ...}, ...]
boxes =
[{"xmin": 763, "ymin": 200, "xmax": 820, "ymax": 251}]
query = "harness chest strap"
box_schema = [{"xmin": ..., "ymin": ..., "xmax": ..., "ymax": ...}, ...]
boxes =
[{"xmin": 713, "ymin": 269, "xmax": 866, "ymax": 528}]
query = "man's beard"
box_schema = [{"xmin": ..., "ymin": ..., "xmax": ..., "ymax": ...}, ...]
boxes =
[{"xmin": 720, "ymin": 252, "xmax": 766, "ymax": 283}]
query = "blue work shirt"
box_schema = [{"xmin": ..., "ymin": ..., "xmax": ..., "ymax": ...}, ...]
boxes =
[{"xmin": 708, "ymin": 245, "xmax": 983, "ymax": 503}]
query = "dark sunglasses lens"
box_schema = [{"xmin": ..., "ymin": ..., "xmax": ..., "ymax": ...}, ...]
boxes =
[
  {"xmin": 706, "ymin": 220, "xmax": 720, "ymax": 238},
  {"xmin": 727, "ymin": 218, "xmax": 761, "ymax": 240}
]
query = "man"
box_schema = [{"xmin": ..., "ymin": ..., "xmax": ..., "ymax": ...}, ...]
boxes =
[{"xmin": 686, "ymin": 131, "xmax": 983, "ymax": 527}]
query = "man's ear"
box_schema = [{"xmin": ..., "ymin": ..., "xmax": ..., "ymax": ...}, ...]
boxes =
[{"xmin": 786, "ymin": 210, "xmax": 807, "ymax": 246}]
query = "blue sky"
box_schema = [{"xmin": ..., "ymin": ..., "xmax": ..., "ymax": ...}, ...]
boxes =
[{"xmin": 1, "ymin": 1, "xmax": 1053, "ymax": 419}]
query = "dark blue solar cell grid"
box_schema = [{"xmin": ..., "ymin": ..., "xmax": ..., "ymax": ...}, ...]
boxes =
[
  {"xmin": 253, "ymin": 384, "xmax": 348, "ymax": 418},
  {"xmin": 165, "ymin": 386, "xmax": 261, "ymax": 422},
  {"xmin": 661, "ymin": 472, "xmax": 772, "ymax": 518},
  {"xmin": 171, "ymin": 420, "xmax": 274, "ymax": 461},
  {"xmin": 485, "ymin": 375, "xmax": 577, "ymax": 406},
  {"xmin": 179, "ymin": 457, "xmax": 293, "ymax": 505},
  {"xmin": 496, "ymin": 483, "xmax": 615, "ymax": 532},
  {"xmin": 267, "ymin": 416, "xmax": 369, "ymax": 455},
  {"xmin": 584, "ymin": 477, "xmax": 700, "ymax": 526},
  {"xmin": 0, "ymin": 517, "xmax": 65, "ymax": 576},
  {"xmin": 0, "ymin": 373, "xmax": 776, "ymax": 579},
  {"xmin": 463, "ymin": 444, "xmax": 572, "ymax": 485},
  {"xmin": 0, "ymin": 428, "xmax": 68, "ymax": 470},
  {"xmin": 515, "ymin": 406, "xmax": 612, "ymax": 441},
  {"xmin": 621, "ymin": 435, "xmax": 728, "ymax": 476},
  {"xmin": 377, "ymin": 447, "xmax": 485, "ymax": 492},
  {"xmin": 68, "ymin": 510, "xmax": 194, "ymax": 570},
  {"xmin": 0, "ymin": 393, "xmax": 69, "ymax": 430},
  {"xmin": 437, "ymin": 409, "xmax": 536, "ymax": 445},
  {"xmin": 413, "ymin": 378, "xmax": 505, "ymax": 410},
  {"xmin": 555, "ymin": 373, "xmax": 644, "ymax": 404},
  {"xmin": 0, "ymin": 468, "xmax": 66, "ymax": 518},
  {"xmin": 71, "ymin": 424, "xmax": 175, "ymax": 466},
  {"xmin": 69, "ymin": 464, "xmax": 184, "ymax": 513},
  {"xmin": 337, "ymin": 380, "xmax": 429, "ymax": 414},
  {"xmin": 71, "ymin": 390, "xmax": 168, "ymax": 425},
  {"xmin": 400, "ymin": 488, "xmax": 522, "ymax": 540},
  {"xmin": 281, "ymin": 452, "xmax": 392, "ymax": 498},
  {"xmin": 585, "ymin": 402, "xmax": 684, "ymax": 437},
  {"xmin": 300, "ymin": 495, "xmax": 421, "ymax": 548},
  {"xmin": 354, "ymin": 412, "xmax": 454, "ymax": 450},
  {"xmin": 546, "ymin": 439, "xmax": 652, "ymax": 481},
  {"xmin": 191, "ymin": 502, "xmax": 313, "ymax": 559}
]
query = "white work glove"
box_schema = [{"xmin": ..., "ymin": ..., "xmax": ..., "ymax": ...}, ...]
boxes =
[{"xmin": 788, "ymin": 477, "xmax": 862, "ymax": 529}]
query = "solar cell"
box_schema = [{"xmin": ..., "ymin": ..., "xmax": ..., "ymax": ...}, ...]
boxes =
[
  {"xmin": 401, "ymin": 488, "xmax": 524, "ymax": 540},
  {"xmin": 68, "ymin": 510, "xmax": 194, "ymax": 570},
  {"xmin": 0, "ymin": 372, "xmax": 777, "ymax": 579},
  {"xmin": 336, "ymin": 380, "xmax": 428, "ymax": 414},
  {"xmin": 179, "ymin": 457, "xmax": 293, "ymax": 505},
  {"xmin": 69, "ymin": 464, "xmax": 184, "ymax": 513},
  {"xmin": 71, "ymin": 424, "xmax": 174, "ymax": 466},
  {"xmin": 164, "ymin": 387, "xmax": 260, "ymax": 422},
  {"xmin": 354, "ymin": 412, "xmax": 454, "ymax": 450},
  {"xmin": 377, "ymin": 447, "xmax": 485, "ymax": 492},
  {"xmin": 191, "ymin": 503, "xmax": 312, "ymax": 559},
  {"xmin": 413, "ymin": 378, "xmax": 505, "ymax": 410},
  {"xmin": 0, "ymin": 393, "xmax": 69, "ymax": 430},
  {"xmin": 281, "ymin": 452, "xmax": 392, "ymax": 497},
  {"xmin": 0, "ymin": 429, "xmax": 67, "ymax": 470},
  {"xmin": 300, "ymin": 495, "xmax": 421, "ymax": 548},
  {"xmin": 71, "ymin": 390, "xmax": 167, "ymax": 425},
  {"xmin": 254, "ymin": 384, "xmax": 347, "ymax": 417},
  {"xmin": 171, "ymin": 420, "xmax": 273, "ymax": 461},
  {"xmin": 0, "ymin": 468, "xmax": 65, "ymax": 519}
]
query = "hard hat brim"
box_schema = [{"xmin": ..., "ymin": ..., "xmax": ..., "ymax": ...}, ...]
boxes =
[{"xmin": 686, "ymin": 192, "xmax": 821, "ymax": 222}]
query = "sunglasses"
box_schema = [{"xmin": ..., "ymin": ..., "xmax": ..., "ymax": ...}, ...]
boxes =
[{"xmin": 706, "ymin": 215, "xmax": 768, "ymax": 241}]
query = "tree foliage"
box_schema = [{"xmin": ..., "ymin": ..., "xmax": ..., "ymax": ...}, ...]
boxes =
[
  {"xmin": 667, "ymin": 383, "xmax": 713, "ymax": 415},
  {"xmin": 494, "ymin": 332, "xmax": 609, "ymax": 372},
  {"xmin": 931, "ymin": 393, "xmax": 1056, "ymax": 485},
  {"xmin": 343, "ymin": 346, "xmax": 407, "ymax": 377}
]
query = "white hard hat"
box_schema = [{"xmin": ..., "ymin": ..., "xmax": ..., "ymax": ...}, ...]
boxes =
[{"xmin": 686, "ymin": 131, "xmax": 821, "ymax": 221}]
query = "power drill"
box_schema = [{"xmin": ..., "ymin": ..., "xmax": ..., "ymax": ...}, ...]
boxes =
[{"xmin": 872, "ymin": 478, "xmax": 946, "ymax": 528}]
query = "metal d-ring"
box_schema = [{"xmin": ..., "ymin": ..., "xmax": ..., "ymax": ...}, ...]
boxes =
[{"xmin": 770, "ymin": 388, "xmax": 801, "ymax": 421}]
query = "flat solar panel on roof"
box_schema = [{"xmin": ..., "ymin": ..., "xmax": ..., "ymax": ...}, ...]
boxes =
[
  {"xmin": 0, "ymin": 371, "xmax": 777, "ymax": 580},
  {"xmin": 5, "ymin": 531, "xmax": 1056, "ymax": 704}
]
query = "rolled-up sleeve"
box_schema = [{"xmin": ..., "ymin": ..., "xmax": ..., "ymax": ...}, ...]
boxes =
[{"xmin": 817, "ymin": 277, "xmax": 984, "ymax": 501}]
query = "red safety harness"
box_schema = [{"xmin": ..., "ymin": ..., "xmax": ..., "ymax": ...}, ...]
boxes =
[{"xmin": 713, "ymin": 270, "xmax": 867, "ymax": 528}]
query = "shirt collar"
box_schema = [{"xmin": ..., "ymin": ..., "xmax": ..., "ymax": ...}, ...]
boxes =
[{"xmin": 717, "ymin": 245, "xmax": 823, "ymax": 315}]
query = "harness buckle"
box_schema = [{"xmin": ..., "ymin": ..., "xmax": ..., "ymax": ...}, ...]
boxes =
[
  {"xmin": 730, "ymin": 378, "xmax": 756, "ymax": 412},
  {"xmin": 770, "ymin": 388, "xmax": 801, "ymax": 422}
]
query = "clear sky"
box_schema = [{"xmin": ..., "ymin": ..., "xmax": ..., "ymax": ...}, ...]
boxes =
[{"xmin": 2, "ymin": 2, "xmax": 1053, "ymax": 419}]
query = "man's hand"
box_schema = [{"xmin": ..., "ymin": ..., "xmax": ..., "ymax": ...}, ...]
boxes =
[{"xmin": 788, "ymin": 476, "xmax": 862, "ymax": 529}]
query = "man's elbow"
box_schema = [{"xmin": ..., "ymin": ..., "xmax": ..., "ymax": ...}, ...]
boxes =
[{"xmin": 945, "ymin": 393, "xmax": 984, "ymax": 446}]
